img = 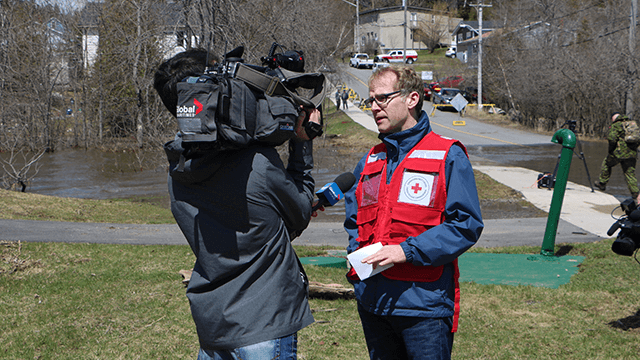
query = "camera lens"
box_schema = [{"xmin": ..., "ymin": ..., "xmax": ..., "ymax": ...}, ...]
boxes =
[{"xmin": 612, "ymin": 235, "xmax": 639, "ymax": 256}]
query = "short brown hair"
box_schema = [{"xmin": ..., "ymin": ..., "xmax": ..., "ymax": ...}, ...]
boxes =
[{"xmin": 369, "ymin": 65, "xmax": 424, "ymax": 114}]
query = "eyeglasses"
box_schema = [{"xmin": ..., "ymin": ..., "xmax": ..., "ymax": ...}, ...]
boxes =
[{"xmin": 363, "ymin": 90, "xmax": 402, "ymax": 107}]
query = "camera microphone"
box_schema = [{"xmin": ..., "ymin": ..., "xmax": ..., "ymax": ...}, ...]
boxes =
[
  {"xmin": 607, "ymin": 221, "xmax": 622, "ymax": 237},
  {"xmin": 312, "ymin": 172, "xmax": 357, "ymax": 212}
]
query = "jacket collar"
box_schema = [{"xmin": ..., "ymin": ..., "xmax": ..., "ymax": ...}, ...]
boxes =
[{"xmin": 379, "ymin": 111, "xmax": 432, "ymax": 156}]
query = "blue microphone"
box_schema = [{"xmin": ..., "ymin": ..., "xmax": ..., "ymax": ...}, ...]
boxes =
[{"xmin": 312, "ymin": 172, "xmax": 356, "ymax": 212}]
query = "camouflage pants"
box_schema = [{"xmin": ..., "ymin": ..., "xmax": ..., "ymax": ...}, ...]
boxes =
[{"xmin": 598, "ymin": 154, "xmax": 639, "ymax": 197}]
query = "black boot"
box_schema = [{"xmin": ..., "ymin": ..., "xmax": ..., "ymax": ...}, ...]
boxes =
[{"xmin": 594, "ymin": 181, "xmax": 606, "ymax": 191}]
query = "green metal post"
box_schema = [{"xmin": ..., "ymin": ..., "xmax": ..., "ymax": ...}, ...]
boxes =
[{"xmin": 540, "ymin": 129, "xmax": 577, "ymax": 256}]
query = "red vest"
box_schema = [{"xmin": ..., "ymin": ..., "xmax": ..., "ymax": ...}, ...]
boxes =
[{"xmin": 347, "ymin": 132, "xmax": 466, "ymax": 331}]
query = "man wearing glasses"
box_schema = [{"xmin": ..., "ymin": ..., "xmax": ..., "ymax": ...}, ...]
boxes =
[{"xmin": 343, "ymin": 65, "xmax": 484, "ymax": 360}]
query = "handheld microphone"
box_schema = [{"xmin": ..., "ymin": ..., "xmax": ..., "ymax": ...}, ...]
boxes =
[{"xmin": 312, "ymin": 172, "xmax": 356, "ymax": 212}]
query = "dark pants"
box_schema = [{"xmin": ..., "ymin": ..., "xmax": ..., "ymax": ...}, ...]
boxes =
[{"xmin": 358, "ymin": 304, "xmax": 454, "ymax": 360}]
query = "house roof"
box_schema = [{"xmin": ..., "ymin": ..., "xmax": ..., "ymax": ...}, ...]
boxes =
[{"xmin": 453, "ymin": 20, "xmax": 500, "ymax": 35}]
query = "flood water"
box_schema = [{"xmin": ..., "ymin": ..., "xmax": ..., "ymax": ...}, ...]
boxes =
[{"xmin": 12, "ymin": 136, "xmax": 634, "ymax": 222}]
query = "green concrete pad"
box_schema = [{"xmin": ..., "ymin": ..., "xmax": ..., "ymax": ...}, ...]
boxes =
[
  {"xmin": 458, "ymin": 253, "xmax": 585, "ymax": 289},
  {"xmin": 300, "ymin": 256, "xmax": 348, "ymax": 268}
]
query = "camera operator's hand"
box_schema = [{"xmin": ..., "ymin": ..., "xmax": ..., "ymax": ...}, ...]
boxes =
[
  {"xmin": 311, "ymin": 200, "xmax": 324, "ymax": 218},
  {"xmin": 295, "ymin": 107, "xmax": 321, "ymax": 141}
]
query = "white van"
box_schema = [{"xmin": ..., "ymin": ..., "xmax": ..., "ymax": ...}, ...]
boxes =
[{"xmin": 445, "ymin": 46, "xmax": 457, "ymax": 58}]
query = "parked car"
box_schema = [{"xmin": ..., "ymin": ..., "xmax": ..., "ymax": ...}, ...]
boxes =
[
  {"xmin": 462, "ymin": 87, "xmax": 487, "ymax": 104},
  {"xmin": 432, "ymin": 88, "xmax": 462, "ymax": 105},
  {"xmin": 423, "ymin": 82, "xmax": 439, "ymax": 101},
  {"xmin": 349, "ymin": 53, "xmax": 374, "ymax": 69},
  {"xmin": 377, "ymin": 50, "xmax": 418, "ymax": 64},
  {"xmin": 445, "ymin": 46, "xmax": 457, "ymax": 58},
  {"xmin": 438, "ymin": 75, "xmax": 464, "ymax": 88}
]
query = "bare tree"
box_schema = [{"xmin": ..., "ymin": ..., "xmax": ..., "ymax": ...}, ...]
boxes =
[
  {"xmin": 415, "ymin": 2, "xmax": 457, "ymax": 52},
  {"xmin": 0, "ymin": 0, "xmax": 70, "ymax": 192},
  {"xmin": 0, "ymin": 134, "xmax": 46, "ymax": 192},
  {"xmin": 482, "ymin": 0, "xmax": 633, "ymax": 137}
]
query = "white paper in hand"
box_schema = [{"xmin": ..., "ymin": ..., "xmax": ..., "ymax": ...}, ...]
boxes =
[{"xmin": 347, "ymin": 243, "xmax": 394, "ymax": 280}]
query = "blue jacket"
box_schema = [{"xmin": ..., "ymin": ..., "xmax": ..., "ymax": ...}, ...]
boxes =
[{"xmin": 344, "ymin": 111, "xmax": 484, "ymax": 317}]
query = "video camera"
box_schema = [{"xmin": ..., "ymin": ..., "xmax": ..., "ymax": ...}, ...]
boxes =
[
  {"xmin": 564, "ymin": 119, "xmax": 577, "ymax": 132},
  {"xmin": 261, "ymin": 42, "xmax": 305, "ymax": 73},
  {"xmin": 607, "ymin": 198, "xmax": 640, "ymax": 257},
  {"xmin": 175, "ymin": 43, "xmax": 325, "ymax": 152}
]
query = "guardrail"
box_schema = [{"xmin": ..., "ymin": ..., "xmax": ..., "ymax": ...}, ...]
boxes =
[
  {"xmin": 334, "ymin": 84, "xmax": 372, "ymax": 111},
  {"xmin": 430, "ymin": 103, "xmax": 498, "ymax": 117},
  {"xmin": 460, "ymin": 104, "xmax": 497, "ymax": 117}
]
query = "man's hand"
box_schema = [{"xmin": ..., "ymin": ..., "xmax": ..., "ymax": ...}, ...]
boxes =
[
  {"xmin": 311, "ymin": 200, "xmax": 324, "ymax": 218},
  {"xmin": 362, "ymin": 245, "xmax": 407, "ymax": 268},
  {"xmin": 295, "ymin": 107, "xmax": 321, "ymax": 141}
]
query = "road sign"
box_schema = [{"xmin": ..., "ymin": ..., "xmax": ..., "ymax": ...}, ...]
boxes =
[{"xmin": 450, "ymin": 93, "xmax": 468, "ymax": 112}]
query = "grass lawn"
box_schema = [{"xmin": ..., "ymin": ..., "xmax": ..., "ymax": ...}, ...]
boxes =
[{"xmin": 2, "ymin": 240, "xmax": 639, "ymax": 359}]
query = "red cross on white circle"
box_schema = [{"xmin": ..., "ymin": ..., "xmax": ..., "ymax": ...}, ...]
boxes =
[{"xmin": 403, "ymin": 175, "xmax": 430, "ymax": 202}]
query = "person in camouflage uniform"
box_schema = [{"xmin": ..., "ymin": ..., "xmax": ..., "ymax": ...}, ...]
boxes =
[{"xmin": 594, "ymin": 113, "xmax": 640, "ymax": 203}]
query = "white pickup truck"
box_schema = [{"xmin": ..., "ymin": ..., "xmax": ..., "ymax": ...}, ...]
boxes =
[
  {"xmin": 349, "ymin": 53, "xmax": 374, "ymax": 69},
  {"xmin": 376, "ymin": 50, "xmax": 418, "ymax": 64}
]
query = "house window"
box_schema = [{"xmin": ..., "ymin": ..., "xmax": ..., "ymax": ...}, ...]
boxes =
[{"xmin": 432, "ymin": 15, "xmax": 435, "ymax": 23}]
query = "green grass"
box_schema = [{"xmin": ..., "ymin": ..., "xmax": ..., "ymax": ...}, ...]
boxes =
[
  {"xmin": 2, "ymin": 239, "xmax": 639, "ymax": 359},
  {"xmin": 0, "ymin": 189, "xmax": 174, "ymax": 224}
]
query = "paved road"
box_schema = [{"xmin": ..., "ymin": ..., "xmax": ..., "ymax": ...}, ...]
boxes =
[{"xmin": 0, "ymin": 217, "xmax": 602, "ymax": 249}]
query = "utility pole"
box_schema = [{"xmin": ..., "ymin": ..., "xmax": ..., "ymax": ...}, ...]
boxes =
[
  {"xmin": 403, "ymin": 0, "xmax": 407, "ymax": 63},
  {"xmin": 627, "ymin": 0, "xmax": 637, "ymax": 118},
  {"xmin": 340, "ymin": 0, "xmax": 359, "ymax": 52},
  {"xmin": 356, "ymin": 0, "xmax": 360, "ymax": 52},
  {"xmin": 470, "ymin": 1, "xmax": 491, "ymax": 109}
]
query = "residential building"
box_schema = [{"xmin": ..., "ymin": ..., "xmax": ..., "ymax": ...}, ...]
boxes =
[
  {"xmin": 357, "ymin": 6, "xmax": 461, "ymax": 53},
  {"xmin": 451, "ymin": 21, "xmax": 499, "ymax": 64}
]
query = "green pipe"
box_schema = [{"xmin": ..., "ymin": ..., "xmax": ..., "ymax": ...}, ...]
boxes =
[{"xmin": 540, "ymin": 129, "xmax": 577, "ymax": 256}]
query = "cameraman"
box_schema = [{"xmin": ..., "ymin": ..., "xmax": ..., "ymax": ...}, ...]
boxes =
[{"xmin": 154, "ymin": 49, "xmax": 319, "ymax": 359}]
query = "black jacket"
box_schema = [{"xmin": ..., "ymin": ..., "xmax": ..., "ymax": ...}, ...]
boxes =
[{"xmin": 164, "ymin": 137, "xmax": 315, "ymax": 350}]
